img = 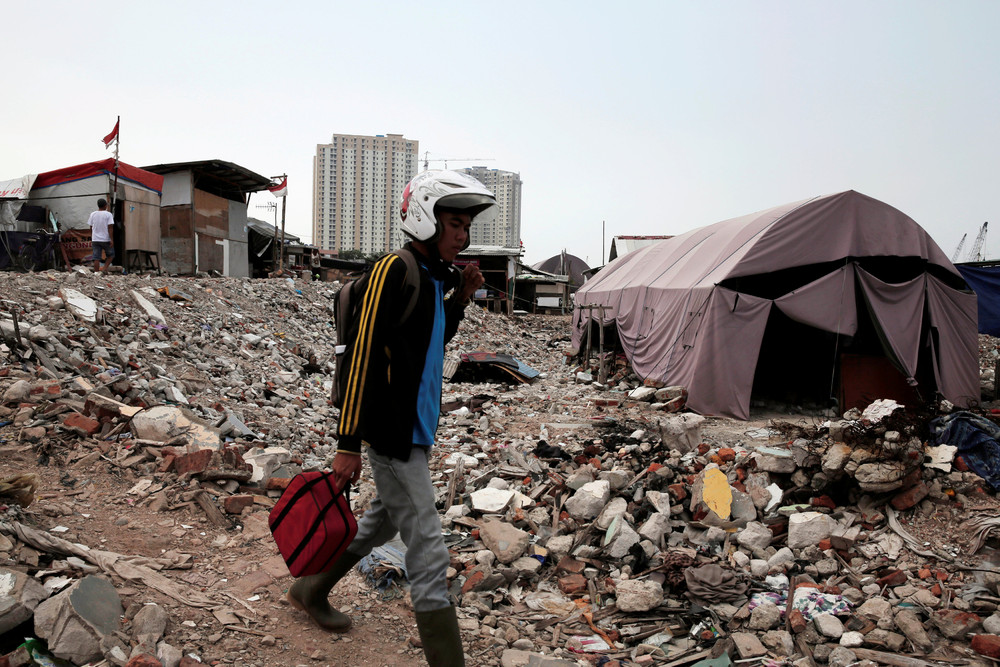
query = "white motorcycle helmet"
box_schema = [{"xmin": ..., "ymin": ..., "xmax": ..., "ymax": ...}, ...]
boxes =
[{"xmin": 400, "ymin": 170, "xmax": 497, "ymax": 250}]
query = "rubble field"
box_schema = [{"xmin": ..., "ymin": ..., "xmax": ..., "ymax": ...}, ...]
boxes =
[{"xmin": 4, "ymin": 267, "xmax": 1000, "ymax": 667}]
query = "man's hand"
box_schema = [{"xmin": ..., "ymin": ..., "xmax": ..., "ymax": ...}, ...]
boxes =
[
  {"xmin": 457, "ymin": 264, "xmax": 485, "ymax": 303},
  {"xmin": 331, "ymin": 451, "xmax": 362, "ymax": 491}
]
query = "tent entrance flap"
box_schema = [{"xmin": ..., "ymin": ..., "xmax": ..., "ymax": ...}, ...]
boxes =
[{"xmin": 751, "ymin": 308, "xmax": 839, "ymax": 409}]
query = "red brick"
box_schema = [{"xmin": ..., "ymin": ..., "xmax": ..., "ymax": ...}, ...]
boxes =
[
  {"xmin": 931, "ymin": 583, "xmax": 943, "ymax": 597},
  {"xmin": 158, "ymin": 454, "xmax": 176, "ymax": 473},
  {"xmin": 223, "ymin": 495, "xmax": 255, "ymax": 515},
  {"xmin": 127, "ymin": 655, "xmax": 163, "ymax": 667},
  {"xmin": 557, "ymin": 556, "xmax": 586, "ymax": 574},
  {"xmin": 63, "ymin": 413, "xmax": 101, "ymax": 436},
  {"xmin": 891, "ymin": 482, "xmax": 929, "ymax": 511},
  {"xmin": 461, "ymin": 569, "xmax": 485, "ymax": 594},
  {"xmin": 697, "ymin": 443, "xmax": 710, "ymax": 455},
  {"xmin": 876, "ymin": 569, "xmax": 908, "ymax": 587},
  {"xmin": 811, "ymin": 495, "xmax": 836, "ymax": 510},
  {"xmin": 174, "ymin": 449, "xmax": 213, "ymax": 475},
  {"xmin": 918, "ymin": 568, "xmax": 932, "ymax": 580},
  {"xmin": 972, "ymin": 635, "xmax": 1000, "ymax": 659},
  {"xmin": 266, "ymin": 476, "xmax": 292, "ymax": 491},
  {"xmin": 717, "ymin": 448, "xmax": 736, "ymax": 462},
  {"xmin": 955, "ymin": 456, "xmax": 970, "ymax": 472},
  {"xmin": 818, "ymin": 539, "xmax": 832, "ymax": 551},
  {"xmin": 558, "ymin": 573, "xmax": 588, "ymax": 595},
  {"xmin": 788, "ymin": 609, "xmax": 807, "ymax": 633}
]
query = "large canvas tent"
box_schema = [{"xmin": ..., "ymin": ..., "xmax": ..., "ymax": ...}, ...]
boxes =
[{"xmin": 572, "ymin": 191, "xmax": 978, "ymax": 419}]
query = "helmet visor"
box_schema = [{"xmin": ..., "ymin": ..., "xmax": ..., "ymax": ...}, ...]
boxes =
[{"xmin": 437, "ymin": 193, "xmax": 498, "ymax": 225}]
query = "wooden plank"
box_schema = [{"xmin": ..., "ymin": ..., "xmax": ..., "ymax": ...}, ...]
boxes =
[
  {"xmin": 851, "ymin": 648, "xmax": 948, "ymax": 667},
  {"xmin": 193, "ymin": 490, "xmax": 232, "ymax": 528},
  {"xmin": 661, "ymin": 648, "xmax": 713, "ymax": 667}
]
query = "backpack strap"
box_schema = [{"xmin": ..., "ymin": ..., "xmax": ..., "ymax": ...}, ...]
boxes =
[{"xmin": 394, "ymin": 247, "xmax": 422, "ymax": 324}]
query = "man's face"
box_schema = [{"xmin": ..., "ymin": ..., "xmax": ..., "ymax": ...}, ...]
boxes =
[{"xmin": 435, "ymin": 210, "xmax": 472, "ymax": 262}]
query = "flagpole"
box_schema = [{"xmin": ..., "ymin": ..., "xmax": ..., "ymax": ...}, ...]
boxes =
[
  {"xmin": 279, "ymin": 173, "xmax": 287, "ymax": 274},
  {"xmin": 111, "ymin": 115, "xmax": 120, "ymax": 212}
]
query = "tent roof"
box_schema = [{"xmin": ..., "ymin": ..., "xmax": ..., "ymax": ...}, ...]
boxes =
[
  {"xmin": 583, "ymin": 190, "xmax": 958, "ymax": 298},
  {"xmin": 32, "ymin": 159, "xmax": 163, "ymax": 194},
  {"xmin": 531, "ymin": 253, "xmax": 591, "ymax": 286},
  {"xmin": 609, "ymin": 235, "xmax": 673, "ymax": 260}
]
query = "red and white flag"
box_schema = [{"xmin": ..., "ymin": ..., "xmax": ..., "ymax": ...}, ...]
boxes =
[
  {"xmin": 269, "ymin": 177, "xmax": 288, "ymax": 198},
  {"xmin": 102, "ymin": 119, "xmax": 119, "ymax": 147}
]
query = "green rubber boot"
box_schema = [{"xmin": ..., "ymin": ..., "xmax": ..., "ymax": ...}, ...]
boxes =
[
  {"xmin": 286, "ymin": 551, "xmax": 363, "ymax": 632},
  {"xmin": 415, "ymin": 605, "xmax": 465, "ymax": 667}
]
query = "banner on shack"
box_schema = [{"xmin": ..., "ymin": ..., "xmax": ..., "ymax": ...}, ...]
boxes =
[{"xmin": 0, "ymin": 175, "xmax": 37, "ymax": 200}]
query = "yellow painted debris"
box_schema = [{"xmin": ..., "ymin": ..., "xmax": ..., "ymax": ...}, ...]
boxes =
[{"xmin": 703, "ymin": 468, "xmax": 732, "ymax": 520}]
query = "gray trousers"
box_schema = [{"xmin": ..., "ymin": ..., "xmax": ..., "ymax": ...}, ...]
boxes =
[{"xmin": 345, "ymin": 446, "xmax": 451, "ymax": 612}]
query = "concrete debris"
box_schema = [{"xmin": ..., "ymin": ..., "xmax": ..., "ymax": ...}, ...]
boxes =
[
  {"xmin": 33, "ymin": 574, "xmax": 122, "ymax": 664},
  {"xmin": 5, "ymin": 271, "xmax": 1000, "ymax": 666},
  {"xmin": 0, "ymin": 567, "xmax": 48, "ymax": 633}
]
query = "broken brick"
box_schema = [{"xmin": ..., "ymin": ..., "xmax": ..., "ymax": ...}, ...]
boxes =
[
  {"xmin": 558, "ymin": 573, "xmax": 588, "ymax": 595},
  {"xmin": 891, "ymin": 481, "xmax": 929, "ymax": 511},
  {"xmin": 222, "ymin": 495, "xmax": 255, "ymax": 515},
  {"xmin": 173, "ymin": 449, "xmax": 213, "ymax": 476},
  {"xmin": 556, "ymin": 556, "xmax": 586, "ymax": 574},
  {"xmin": 972, "ymin": 635, "xmax": 1000, "ymax": 659},
  {"xmin": 876, "ymin": 569, "xmax": 908, "ymax": 587},
  {"xmin": 62, "ymin": 412, "xmax": 101, "ymax": 436}
]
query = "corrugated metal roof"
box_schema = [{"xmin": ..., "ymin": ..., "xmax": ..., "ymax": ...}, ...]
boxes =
[
  {"xmin": 143, "ymin": 159, "xmax": 273, "ymax": 201},
  {"xmin": 460, "ymin": 245, "xmax": 523, "ymax": 257},
  {"xmin": 247, "ymin": 218, "xmax": 301, "ymax": 243}
]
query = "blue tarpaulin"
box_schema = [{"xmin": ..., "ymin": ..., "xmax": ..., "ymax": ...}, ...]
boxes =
[
  {"xmin": 929, "ymin": 411, "xmax": 1000, "ymax": 491},
  {"xmin": 956, "ymin": 264, "xmax": 1000, "ymax": 336}
]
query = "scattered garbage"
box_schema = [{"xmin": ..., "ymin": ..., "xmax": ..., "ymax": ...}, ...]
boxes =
[{"xmin": 4, "ymin": 270, "xmax": 1000, "ymax": 666}]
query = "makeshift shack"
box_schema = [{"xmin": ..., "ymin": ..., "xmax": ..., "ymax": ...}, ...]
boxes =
[
  {"xmin": 572, "ymin": 191, "xmax": 979, "ymax": 419},
  {"xmin": 457, "ymin": 245, "xmax": 522, "ymax": 315},
  {"xmin": 10, "ymin": 161, "xmax": 163, "ymax": 268},
  {"xmin": 143, "ymin": 160, "xmax": 271, "ymax": 277},
  {"xmin": 515, "ymin": 265, "xmax": 571, "ymax": 313}
]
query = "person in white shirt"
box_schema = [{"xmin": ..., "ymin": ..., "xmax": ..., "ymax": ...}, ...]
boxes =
[{"xmin": 88, "ymin": 198, "xmax": 114, "ymax": 272}]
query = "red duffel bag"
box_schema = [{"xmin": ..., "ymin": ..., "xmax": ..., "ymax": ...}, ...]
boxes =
[{"xmin": 269, "ymin": 471, "xmax": 358, "ymax": 577}]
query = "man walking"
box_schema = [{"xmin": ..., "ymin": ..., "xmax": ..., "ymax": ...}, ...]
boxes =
[
  {"xmin": 287, "ymin": 171, "xmax": 492, "ymax": 666},
  {"xmin": 88, "ymin": 198, "xmax": 114, "ymax": 272}
]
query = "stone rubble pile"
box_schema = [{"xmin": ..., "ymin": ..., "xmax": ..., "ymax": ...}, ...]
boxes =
[{"xmin": 2, "ymin": 268, "xmax": 1000, "ymax": 667}]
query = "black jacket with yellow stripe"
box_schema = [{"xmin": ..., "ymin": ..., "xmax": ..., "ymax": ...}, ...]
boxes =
[{"xmin": 336, "ymin": 243, "xmax": 466, "ymax": 461}]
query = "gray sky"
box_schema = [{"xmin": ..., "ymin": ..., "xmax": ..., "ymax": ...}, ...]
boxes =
[{"xmin": 3, "ymin": 1, "xmax": 998, "ymax": 268}]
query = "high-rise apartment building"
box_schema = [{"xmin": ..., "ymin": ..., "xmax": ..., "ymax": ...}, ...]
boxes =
[
  {"xmin": 313, "ymin": 133, "xmax": 419, "ymax": 254},
  {"xmin": 458, "ymin": 166, "xmax": 522, "ymax": 248}
]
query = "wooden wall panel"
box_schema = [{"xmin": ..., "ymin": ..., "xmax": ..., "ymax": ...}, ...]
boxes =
[{"xmin": 194, "ymin": 190, "xmax": 229, "ymax": 237}]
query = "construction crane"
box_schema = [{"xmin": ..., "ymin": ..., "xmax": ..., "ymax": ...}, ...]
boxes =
[
  {"xmin": 952, "ymin": 234, "xmax": 967, "ymax": 262},
  {"xmin": 422, "ymin": 152, "xmax": 494, "ymax": 171},
  {"xmin": 968, "ymin": 221, "xmax": 989, "ymax": 262}
]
